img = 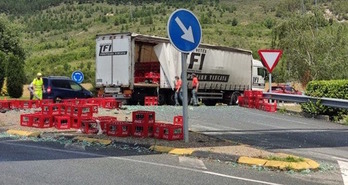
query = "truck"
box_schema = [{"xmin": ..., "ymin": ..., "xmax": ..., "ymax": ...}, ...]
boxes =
[{"xmin": 95, "ymin": 32, "xmax": 266, "ymax": 105}]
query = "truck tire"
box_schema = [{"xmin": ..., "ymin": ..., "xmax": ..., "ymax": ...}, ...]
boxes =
[
  {"xmin": 203, "ymin": 99, "xmax": 217, "ymax": 106},
  {"xmin": 158, "ymin": 94, "xmax": 166, "ymax": 105},
  {"xmin": 166, "ymin": 92, "xmax": 175, "ymax": 105},
  {"xmin": 229, "ymin": 92, "xmax": 239, "ymax": 105}
]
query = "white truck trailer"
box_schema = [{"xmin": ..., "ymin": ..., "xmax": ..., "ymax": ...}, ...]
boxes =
[{"xmin": 95, "ymin": 32, "xmax": 265, "ymax": 105}]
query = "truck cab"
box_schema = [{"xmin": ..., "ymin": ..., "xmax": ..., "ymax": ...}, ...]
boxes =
[{"xmin": 252, "ymin": 59, "xmax": 266, "ymax": 91}]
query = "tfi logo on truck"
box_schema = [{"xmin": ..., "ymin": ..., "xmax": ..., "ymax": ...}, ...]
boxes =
[
  {"xmin": 188, "ymin": 48, "xmax": 206, "ymax": 71},
  {"xmin": 99, "ymin": 44, "xmax": 128, "ymax": 56}
]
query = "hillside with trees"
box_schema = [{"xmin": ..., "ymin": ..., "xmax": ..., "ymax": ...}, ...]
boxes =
[{"xmin": 0, "ymin": 0, "xmax": 347, "ymax": 88}]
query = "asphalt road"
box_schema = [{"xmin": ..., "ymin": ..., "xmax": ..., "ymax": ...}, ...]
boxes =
[
  {"xmin": 125, "ymin": 105, "xmax": 348, "ymax": 184},
  {"xmin": 137, "ymin": 105, "xmax": 348, "ymax": 162},
  {"xmin": 0, "ymin": 136, "xmax": 333, "ymax": 185}
]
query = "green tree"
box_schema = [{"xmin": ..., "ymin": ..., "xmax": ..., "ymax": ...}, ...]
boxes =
[
  {"xmin": 0, "ymin": 16, "xmax": 25, "ymax": 97},
  {"xmin": 272, "ymin": 13, "xmax": 348, "ymax": 85},
  {"xmin": 0, "ymin": 51, "xmax": 5, "ymax": 89},
  {"xmin": 7, "ymin": 54, "xmax": 25, "ymax": 98}
]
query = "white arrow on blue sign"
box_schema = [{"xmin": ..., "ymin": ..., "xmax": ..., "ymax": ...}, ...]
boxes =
[
  {"xmin": 167, "ymin": 9, "xmax": 202, "ymax": 53},
  {"xmin": 71, "ymin": 70, "xmax": 84, "ymax": 84}
]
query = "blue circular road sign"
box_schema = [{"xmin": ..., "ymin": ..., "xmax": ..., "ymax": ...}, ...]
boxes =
[
  {"xmin": 167, "ymin": 9, "xmax": 202, "ymax": 53},
  {"xmin": 71, "ymin": 70, "xmax": 84, "ymax": 84}
]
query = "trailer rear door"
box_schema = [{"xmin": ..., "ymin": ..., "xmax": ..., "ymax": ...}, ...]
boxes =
[{"xmin": 96, "ymin": 35, "xmax": 131, "ymax": 87}]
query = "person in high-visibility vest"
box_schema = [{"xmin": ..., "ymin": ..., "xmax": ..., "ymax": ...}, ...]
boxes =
[{"xmin": 30, "ymin": 73, "xmax": 45, "ymax": 100}]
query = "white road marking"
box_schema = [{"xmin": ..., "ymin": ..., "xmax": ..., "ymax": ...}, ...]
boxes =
[
  {"xmin": 179, "ymin": 156, "xmax": 207, "ymax": 169},
  {"xmin": 333, "ymin": 156, "xmax": 348, "ymax": 163},
  {"xmin": 0, "ymin": 140, "xmax": 283, "ymax": 185},
  {"xmin": 338, "ymin": 160, "xmax": 348, "ymax": 185}
]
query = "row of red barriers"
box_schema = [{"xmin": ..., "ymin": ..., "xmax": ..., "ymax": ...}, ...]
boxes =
[
  {"xmin": 238, "ymin": 90, "xmax": 277, "ymax": 112},
  {"xmin": 1, "ymin": 99, "xmax": 53, "ymax": 110},
  {"xmin": 20, "ymin": 103, "xmax": 96, "ymax": 129},
  {"xmin": 78, "ymin": 111, "xmax": 183, "ymax": 140},
  {"xmin": 0, "ymin": 97, "xmax": 121, "ymax": 111}
]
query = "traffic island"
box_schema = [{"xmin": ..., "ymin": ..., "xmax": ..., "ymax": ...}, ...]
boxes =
[
  {"xmin": 238, "ymin": 156, "xmax": 320, "ymax": 171},
  {"xmin": 150, "ymin": 144, "xmax": 320, "ymax": 171}
]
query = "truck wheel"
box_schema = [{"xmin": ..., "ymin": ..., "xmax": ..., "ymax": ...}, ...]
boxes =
[
  {"xmin": 158, "ymin": 94, "xmax": 166, "ymax": 105},
  {"xmin": 229, "ymin": 92, "xmax": 239, "ymax": 105},
  {"xmin": 166, "ymin": 92, "xmax": 175, "ymax": 105},
  {"xmin": 203, "ymin": 99, "xmax": 217, "ymax": 106}
]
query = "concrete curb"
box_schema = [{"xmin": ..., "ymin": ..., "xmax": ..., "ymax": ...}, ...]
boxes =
[
  {"xmin": 6, "ymin": 129, "xmax": 41, "ymax": 138},
  {"xmin": 150, "ymin": 145, "xmax": 320, "ymax": 171},
  {"xmin": 238, "ymin": 156, "xmax": 320, "ymax": 171},
  {"xmin": 73, "ymin": 136, "xmax": 112, "ymax": 145}
]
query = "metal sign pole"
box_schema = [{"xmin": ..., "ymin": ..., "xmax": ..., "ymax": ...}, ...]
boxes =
[
  {"xmin": 181, "ymin": 53, "xmax": 189, "ymax": 143},
  {"xmin": 269, "ymin": 73, "xmax": 272, "ymax": 103}
]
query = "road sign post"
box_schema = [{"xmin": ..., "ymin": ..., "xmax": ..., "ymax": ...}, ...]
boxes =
[
  {"xmin": 258, "ymin": 50, "xmax": 283, "ymax": 103},
  {"xmin": 168, "ymin": 9, "xmax": 202, "ymax": 143},
  {"xmin": 71, "ymin": 70, "xmax": 84, "ymax": 84}
]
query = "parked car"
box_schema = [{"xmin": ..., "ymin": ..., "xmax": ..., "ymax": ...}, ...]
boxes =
[
  {"xmin": 43, "ymin": 76, "xmax": 93, "ymax": 102},
  {"xmin": 269, "ymin": 85, "xmax": 302, "ymax": 95}
]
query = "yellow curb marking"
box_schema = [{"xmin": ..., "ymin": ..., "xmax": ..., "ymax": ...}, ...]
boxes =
[
  {"xmin": 74, "ymin": 136, "xmax": 112, "ymax": 145},
  {"xmin": 238, "ymin": 157, "xmax": 268, "ymax": 166},
  {"xmin": 169, "ymin": 148, "xmax": 194, "ymax": 155},
  {"xmin": 264, "ymin": 160, "xmax": 290, "ymax": 170},
  {"xmin": 150, "ymin": 145, "xmax": 194, "ymax": 155},
  {"xmin": 304, "ymin": 158, "xmax": 320, "ymax": 169},
  {"xmin": 238, "ymin": 156, "xmax": 320, "ymax": 170},
  {"xmin": 149, "ymin": 146, "xmax": 174, "ymax": 153},
  {"xmin": 6, "ymin": 130, "xmax": 40, "ymax": 137}
]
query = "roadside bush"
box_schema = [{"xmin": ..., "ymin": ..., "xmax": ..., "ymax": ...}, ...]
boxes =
[
  {"xmin": 6, "ymin": 54, "xmax": 25, "ymax": 98},
  {"xmin": 301, "ymin": 80, "xmax": 348, "ymax": 121}
]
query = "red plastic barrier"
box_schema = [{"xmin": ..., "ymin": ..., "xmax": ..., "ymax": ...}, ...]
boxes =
[
  {"xmin": 72, "ymin": 105, "xmax": 93, "ymax": 118},
  {"xmin": 42, "ymin": 104, "xmax": 62, "ymax": 116},
  {"xmin": 154, "ymin": 122, "xmax": 169, "ymax": 139},
  {"xmin": 263, "ymin": 101, "xmax": 277, "ymax": 112},
  {"xmin": 252, "ymin": 90, "xmax": 263, "ymax": 98},
  {"xmin": 32, "ymin": 114, "xmax": 53, "ymax": 128},
  {"xmin": 54, "ymin": 115, "xmax": 71, "ymax": 129},
  {"xmin": 95, "ymin": 116, "xmax": 117, "ymax": 132},
  {"xmin": 0, "ymin": 101, "xmax": 11, "ymax": 109},
  {"xmin": 173, "ymin": 115, "xmax": 183, "ymax": 126},
  {"xmin": 132, "ymin": 111, "xmax": 155, "ymax": 124},
  {"xmin": 144, "ymin": 96, "xmax": 158, "ymax": 106},
  {"xmin": 106, "ymin": 121, "xmax": 132, "ymax": 137},
  {"xmin": 132, "ymin": 123, "xmax": 154, "ymax": 137},
  {"xmin": 238, "ymin": 96, "xmax": 244, "ymax": 107},
  {"xmin": 244, "ymin": 90, "xmax": 253, "ymax": 98},
  {"xmin": 162, "ymin": 124, "xmax": 183, "ymax": 140},
  {"xmin": 20, "ymin": 114, "xmax": 34, "ymax": 127},
  {"xmin": 81, "ymin": 119, "xmax": 99, "ymax": 134}
]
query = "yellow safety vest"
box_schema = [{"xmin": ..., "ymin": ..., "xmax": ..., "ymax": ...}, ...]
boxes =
[{"xmin": 32, "ymin": 78, "xmax": 43, "ymax": 92}]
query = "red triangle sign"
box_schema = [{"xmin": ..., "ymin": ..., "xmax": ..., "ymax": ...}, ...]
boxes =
[{"xmin": 258, "ymin": 50, "xmax": 283, "ymax": 73}]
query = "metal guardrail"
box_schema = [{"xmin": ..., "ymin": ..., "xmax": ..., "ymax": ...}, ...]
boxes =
[{"xmin": 263, "ymin": 92, "xmax": 348, "ymax": 109}]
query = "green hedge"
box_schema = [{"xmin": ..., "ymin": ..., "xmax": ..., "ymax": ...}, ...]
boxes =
[{"xmin": 301, "ymin": 80, "xmax": 348, "ymax": 121}]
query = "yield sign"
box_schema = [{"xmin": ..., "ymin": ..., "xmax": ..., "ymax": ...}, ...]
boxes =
[{"xmin": 258, "ymin": 50, "xmax": 283, "ymax": 73}]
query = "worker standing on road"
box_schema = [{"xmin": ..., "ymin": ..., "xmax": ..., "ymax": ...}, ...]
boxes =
[
  {"xmin": 191, "ymin": 73, "xmax": 199, "ymax": 106},
  {"xmin": 31, "ymin": 72, "xmax": 45, "ymax": 100},
  {"xmin": 174, "ymin": 76, "xmax": 183, "ymax": 106}
]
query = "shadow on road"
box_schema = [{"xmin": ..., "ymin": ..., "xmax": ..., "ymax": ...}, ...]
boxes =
[
  {"xmin": 200, "ymin": 128, "xmax": 348, "ymax": 150},
  {"xmin": 0, "ymin": 137, "xmax": 157, "ymax": 162}
]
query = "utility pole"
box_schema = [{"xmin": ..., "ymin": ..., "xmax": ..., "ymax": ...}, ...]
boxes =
[{"xmin": 129, "ymin": 2, "xmax": 132, "ymax": 22}]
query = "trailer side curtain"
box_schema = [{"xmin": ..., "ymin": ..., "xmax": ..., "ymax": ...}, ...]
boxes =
[{"xmin": 154, "ymin": 43, "xmax": 181, "ymax": 90}]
